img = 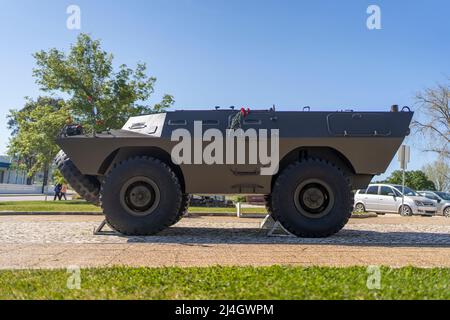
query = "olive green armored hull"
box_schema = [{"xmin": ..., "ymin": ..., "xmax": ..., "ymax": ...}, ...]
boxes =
[{"xmin": 56, "ymin": 109, "xmax": 413, "ymax": 194}]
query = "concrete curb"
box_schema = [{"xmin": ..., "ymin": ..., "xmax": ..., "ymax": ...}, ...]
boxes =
[{"xmin": 351, "ymin": 212, "xmax": 378, "ymax": 219}]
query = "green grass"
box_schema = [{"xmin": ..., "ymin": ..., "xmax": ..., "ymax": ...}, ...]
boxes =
[
  {"xmin": 0, "ymin": 200, "xmax": 101, "ymax": 212},
  {"xmin": 0, "ymin": 200, "xmax": 266, "ymax": 214},
  {"xmin": 0, "ymin": 266, "xmax": 449, "ymax": 299},
  {"xmin": 188, "ymin": 206, "xmax": 266, "ymax": 214}
]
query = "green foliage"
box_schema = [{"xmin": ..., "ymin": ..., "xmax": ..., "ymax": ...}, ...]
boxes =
[
  {"xmin": 52, "ymin": 169, "xmax": 67, "ymax": 185},
  {"xmin": 0, "ymin": 266, "xmax": 449, "ymax": 299},
  {"xmin": 33, "ymin": 33, "xmax": 173, "ymax": 132},
  {"xmin": 7, "ymin": 98, "xmax": 69, "ymax": 177},
  {"xmin": 228, "ymin": 195, "xmax": 247, "ymax": 203},
  {"xmin": 8, "ymin": 34, "xmax": 173, "ymax": 182},
  {"xmin": 384, "ymin": 170, "xmax": 436, "ymax": 191}
]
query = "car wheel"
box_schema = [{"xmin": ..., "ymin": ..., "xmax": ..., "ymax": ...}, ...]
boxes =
[
  {"xmin": 354, "ymin": 203, "xmax": 366, "ymax": 213},
  {"xmin": 399, "ymin": 205, "xmax": 413, "ymax": 216},
  {"xmin": 444, "ymin": 207, "xmax": 450, "ymax": 218}
]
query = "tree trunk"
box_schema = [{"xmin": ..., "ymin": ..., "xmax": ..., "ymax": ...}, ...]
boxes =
[
  {"xmin": 41, "ymin": 163, "xmax": 49, "ymax": 194},
  {"xmin": 26, "ymin": 175, "xmax": 33, "ymax": 185}
]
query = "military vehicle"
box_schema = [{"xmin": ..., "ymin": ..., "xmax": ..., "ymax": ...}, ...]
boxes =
[{"xmin": 55, "ymin": 106, "xmax": 413, "ymax": 237}]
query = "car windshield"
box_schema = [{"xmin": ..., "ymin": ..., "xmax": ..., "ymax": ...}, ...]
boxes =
[
  {"xmin": 393, "ymin": 185, "xmax": 417, "ymax": 196},
  {"xmin": 436, "ymin": 192, "xmax": 450, "ymax": 200}
]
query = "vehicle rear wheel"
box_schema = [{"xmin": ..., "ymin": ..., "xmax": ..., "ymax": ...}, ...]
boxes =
[
  {"xmin": 270, "ymin": 159, "xmax": 353, "ymax": 238},
  {"xmin": 354, "ymin": 203, "xmax": 366, "ymax": 213},
  {"xmin": 399, "ymin": 205, "xmax": 413, "ymax": 216},
  {"xmin": 100, "ymin": 156, "xmax": 183, "ymax": 235},
  {"xmin": 54, "ymin": 150, "xmax": 100, "ymax": 205}
]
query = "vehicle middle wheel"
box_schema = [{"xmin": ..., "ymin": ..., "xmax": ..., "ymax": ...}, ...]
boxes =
[{"xmin": 100, "ymin": 156, "xmax": 183, "ymax": 235}]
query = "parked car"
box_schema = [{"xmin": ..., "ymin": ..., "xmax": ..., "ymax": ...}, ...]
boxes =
[
  {"xmin": 354, "ymin": 183, "xmax": 437, "ymax": 216},
  {"xmin": 417, "ymin": 191, "xmax": 450, "ymax": 217}
]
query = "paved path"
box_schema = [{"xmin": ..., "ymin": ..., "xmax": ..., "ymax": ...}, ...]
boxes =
[{"xmin": 0, "ymin": 214, "xmax": 449, "ymax": 269}]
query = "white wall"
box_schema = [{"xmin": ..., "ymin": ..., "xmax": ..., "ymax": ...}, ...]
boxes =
[{"xmin": 0, "ymin": 183, "xmax": 42, "ymax": 194}]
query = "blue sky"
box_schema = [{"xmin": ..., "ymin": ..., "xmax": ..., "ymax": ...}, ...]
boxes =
[{"xmin": 0, "ymin": 0, "xmax": 449, "ymax": 178}]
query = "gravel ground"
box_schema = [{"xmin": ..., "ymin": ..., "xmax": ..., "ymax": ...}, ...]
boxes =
[{"xmin": 0, "ymin": 214, "xmax": 449, "ymax": 269}]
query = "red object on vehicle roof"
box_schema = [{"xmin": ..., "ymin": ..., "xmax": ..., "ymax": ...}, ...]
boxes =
[{"xmin": 240, "ymin": 107, "xmax": 250, "ymax": 117}]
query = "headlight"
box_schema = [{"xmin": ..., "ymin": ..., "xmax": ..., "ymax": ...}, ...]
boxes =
[{"xmin": 414, "ymin": 200, "xmax": 424, "ymax": 206}]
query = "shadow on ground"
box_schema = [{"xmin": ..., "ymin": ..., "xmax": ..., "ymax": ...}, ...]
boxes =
[{"xmin": 98, "ymin": 226, "xmax": 450, "ymax": 248}]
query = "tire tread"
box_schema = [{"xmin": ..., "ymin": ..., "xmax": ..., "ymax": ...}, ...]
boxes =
[{"xmin": 271, "ymin": 158, "xmax": 353, "ymax": 237}]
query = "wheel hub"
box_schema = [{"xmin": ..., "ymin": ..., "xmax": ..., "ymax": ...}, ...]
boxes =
[
  {"xmin": 294, "ymin": 179, "xmax": 334, "ymax": 219},
  {"xmin": 120, "ymin": 177, "xmax": 160, "ymax": 217},
  {"xmin": 129, "ymin": 185, "xmax": 153, "ymax": 207},
  {"xmin": 302, "ymin": 187, "xmax": 325, "ymax": 209}
]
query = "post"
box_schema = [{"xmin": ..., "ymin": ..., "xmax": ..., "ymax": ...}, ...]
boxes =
[
  {"xmin": 401, "ymin": 168, "xmax": 405, "ymax": 214},
  {"xmin": 398, "ymin": 145, "xmax": 410, "ymax": 215},
  {"xmin": 236, "ymin": 202, "xmax": 241, "ymax": 218},
  {"xmin": 41, "ymin": 163, "xmax": 49, "ymax": 194}
]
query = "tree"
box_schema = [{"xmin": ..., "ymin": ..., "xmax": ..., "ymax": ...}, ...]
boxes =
[
  {"xmin": 7, "ymin": 98, "xmax": 69, "ymax": 192},
  {"xmin": 412, "ymin": 79, "xmax": 450, "ymax": 160},
  {"xmin": 32, "ymin": 33, "xmax": 174, "ymax": 132},
  {"xmin": 7, "ymin": 97, "xmax": 65, "ymax": 185},
  {"xmin": 384, "ymin": 170, "xmax": 436, "ymax": 191},
  {"xmin": 52, "ymin": 168, "xmax": 67, "ymax": 186},
  {"xmin": 423, "ymin": 158, "xmax": 450, "ymax": 192}
]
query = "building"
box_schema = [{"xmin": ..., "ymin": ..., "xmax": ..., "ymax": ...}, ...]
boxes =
[
  {"xmin": 0, "ymin": 156, "xmax": 43, "ymax": 194},
  {"xmin": 0, "ymin": 156, "xmax": 27, "ymax": 184}
]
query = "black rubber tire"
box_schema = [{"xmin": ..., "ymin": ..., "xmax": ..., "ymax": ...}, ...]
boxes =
[
  {"xmin": 270, "ymin": 159, "xmax": 353, "ymax": 238},
  {"xmin": 54, "ymin": 150, "xmax": 100, "ymax": 205},
  {"xmin": 100, "ymin": 156, "xmax": 182, "ymax": 235},
  {"xmin": 170, "ymin": 193, "xmax": 190, "ymax": 226}
]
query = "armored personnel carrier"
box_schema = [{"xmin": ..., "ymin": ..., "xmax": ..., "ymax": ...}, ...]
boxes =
[{"xmin": 55, "ymin": 106, "xmax": 413, "ymax": 237}]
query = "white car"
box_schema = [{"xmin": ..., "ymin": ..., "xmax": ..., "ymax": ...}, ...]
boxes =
[
  {"xmin": 417, "ymin": 191, "xmax": 450, "ymax": 217},
  {"xmin": 354, "ymin": 183, "xmax": 437, "ymax": 216}
]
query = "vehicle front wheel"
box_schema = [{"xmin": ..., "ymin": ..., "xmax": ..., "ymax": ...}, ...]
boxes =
[
  {"xmin": 443, "ymin": 207, "xmax": 450, "ymax": 218},
  {"xmin": 270, "ymin": 159, "xmax": 353, "ymax": 238},
  {"xmin": 100, "ymin": 156, "xmax": 183, "ymax": 235},
  {"xmin": 399, "ymin": 205, "xmax": 413, "ymax": 216}
]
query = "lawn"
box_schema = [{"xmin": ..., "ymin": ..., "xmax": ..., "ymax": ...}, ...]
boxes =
[
  {"xmin": 0, "ymin": 266, "xmax": 448, "ymax": 299},
  {"xmin": 0, "ymin": 200, "xmax": 102, "ymax": 212},
  {"xmin": 0, "ymin": 200, "xmax": 266, "ymax": 214}
]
